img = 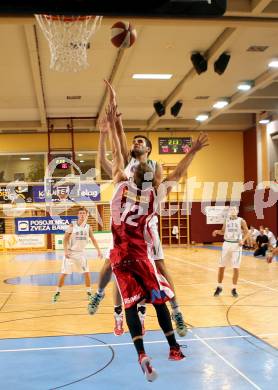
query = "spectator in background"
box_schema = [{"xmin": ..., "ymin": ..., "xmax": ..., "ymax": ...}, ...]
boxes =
[
  {"xmin": 264, "ymin": 227, "xmax": 277, "ymax": 249},
  {"xmin": 254, "ymin": 226, "xmax": 269, "ymax": 257},
  {"xmin": 245, "ymin": 226, "xmax": 260, "ymax": 249}
]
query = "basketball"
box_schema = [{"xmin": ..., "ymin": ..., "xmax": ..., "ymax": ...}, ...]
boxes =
[{"xmin": 111, "ymin": 21, "xmax": 137, "ymax": 49}]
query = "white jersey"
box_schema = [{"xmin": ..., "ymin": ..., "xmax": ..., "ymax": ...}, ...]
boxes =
[
  {"xmin": 124, "ymin": 157, "xmax": 157, "ymax": 180},
  {"xmin": 250, "ymin": 228, "xmax": 259, "ymax": 240},
  {"xmin": 67, "ymin": 222, "xmax": 90, "ymax": 252},
  {"xmin": 224, "ymin": 217, "xmax": 242, "ymax": 242},
  {"xmin": 265, "ymin": 230, "xmax": 277, "ymax": 247}
]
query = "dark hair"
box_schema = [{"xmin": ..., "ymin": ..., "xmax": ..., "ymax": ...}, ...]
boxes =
[
  {"xmin": 132, "ymin": 135, "xmax": 152, "ymax": 156},
  {"xmin": 78, "ymin": 207, "xmax": 88, "ymax": 213}
]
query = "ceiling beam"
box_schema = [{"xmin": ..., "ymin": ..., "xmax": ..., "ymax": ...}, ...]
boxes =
[
  {"xmin": 198, "ymin": 68, "xmax": 278, "ymax": 128},
  {"xmin": 2, "ymin": 15, "xmax": 278, "ymax": 28},
  {"xmin": 24, "ymin": 24, "xmax": 47, "ymax": 130},
  {"xmin": 144, "ymin": 27, "xmax": 238, "ymax": 131},
  {"xmin": 251, "ymin": 0, "xmax": 273, "ymax": 15},
  {"xmin": 97, "ymin": 26, "xmax": 144, "ymax": 122}
]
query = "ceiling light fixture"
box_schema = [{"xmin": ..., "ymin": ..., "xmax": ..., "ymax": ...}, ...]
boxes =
[
  {"xmin": 268, "ymin": 59, "xmax": 278, "ymax": 68},
  {"xmin": 196, "ymin": 113, "xmax": 209, "ymax": 122},
  {"xmin": 79, "ymin": 160, "xmax": 85, "ymax": 163},
  {"xmin": 20, "ymin": 157, "xmax": 30, "ymax": 161},
  {"xmin": 259, "ymin": 119, "xmax": 270, "ymax": 125},
  {"xmin": 213, "ymin": 98, "xmax": 230, "ymax": 109},
  {"xmin": 237, "ymin": 81, "xmax": 253, "ymax": 91}
]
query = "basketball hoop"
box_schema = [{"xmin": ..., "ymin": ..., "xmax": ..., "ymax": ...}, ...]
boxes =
[{"xmin": 35, "ymin": 14, "xmax": 103, "ymax": 72}]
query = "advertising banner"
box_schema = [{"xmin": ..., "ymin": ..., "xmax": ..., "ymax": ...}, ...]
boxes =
[
  {"xmin": 0, "ymin": 185, "xmax": 33, "ymax": 204},
  {"xmin": 3, "ymin": 234, "xmax": 46, "ymax": 249},
  {"xmin": 15, "ymin": 216, "xmax": 77, "ymax": 234}
]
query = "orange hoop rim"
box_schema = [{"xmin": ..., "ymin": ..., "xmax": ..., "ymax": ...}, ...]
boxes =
[{"xmin": 41, "ymin": 14, "xmax": 96, "ymax": 22}]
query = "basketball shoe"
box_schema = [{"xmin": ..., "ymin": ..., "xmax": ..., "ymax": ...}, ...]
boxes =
[
  {"xmin": 214, "ymin": 286, "xmax": 222, "ymax": 296},
  {"xmin": 172, "ymin": 312, "xmax": 187, "ymax": 337},
  {"xmin": 138, "ymin": 353, "xmax": 158, "ymax": 382},
  {"xmin": 114, "ymin": 312, "xmax": 124, "ymax": 336},
  {"xmin": 88, "ymin": 292, "xmax": 104, "ymax": 315},
  {"xmin": 168, "ymin": 345, "xmax": 185, "ymax": 361},
  {"xmin": 52, "ymin": 292, "xmax": 60, "ymax": 303}
]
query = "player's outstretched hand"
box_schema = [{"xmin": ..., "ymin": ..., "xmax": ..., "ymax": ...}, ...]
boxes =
[
  {"xmin": 212, "ymin": 230, "xmax": 218, "ymax": 237},
  {"xmin": 191, "ymin": 132, "xmax": 209, "ymax": 153}
]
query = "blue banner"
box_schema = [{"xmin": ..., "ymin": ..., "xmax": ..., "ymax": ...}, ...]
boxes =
[
  {"xmin": 32, "ymin": 183, "xmax": 100, "ymax": 202},
  {"xmin": 15, "ymin": 216, "xmax": 77, "ymax": 234}
]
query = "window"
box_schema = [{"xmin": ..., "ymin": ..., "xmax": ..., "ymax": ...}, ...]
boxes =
[
  {"xmin": 0, "ymin": 154, "xmax": 45, "ymax": 183},
  {"xmin": 75, "ymin": 152, "xmax": 96, "ymax": 177}
]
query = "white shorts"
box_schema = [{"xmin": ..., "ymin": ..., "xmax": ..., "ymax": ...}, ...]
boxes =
[
  {"xmin": 219, "ymin": 241, "xmax": 242, "ymax": 269},
  {"xmin": 61, "ymin": 251, "xmax": 89, "ymax": 274}
]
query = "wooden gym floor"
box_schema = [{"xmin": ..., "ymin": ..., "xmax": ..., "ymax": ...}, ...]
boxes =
[{"xmin": 0, "ymin": 246, "xmax": 277, "ymax": 348}]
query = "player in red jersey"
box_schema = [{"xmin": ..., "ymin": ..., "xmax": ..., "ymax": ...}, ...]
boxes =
[{"xmin": 107, "ymin": 103, "xmax": 208, "ymax": 381}]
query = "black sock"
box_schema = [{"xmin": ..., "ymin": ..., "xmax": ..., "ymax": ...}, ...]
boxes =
[
  {"xmin": 125, "ymin": 305, "xmax": 145, "ymax": 355},
  {"xmin": 114, "ymin": 305, "xmax": 122, "ymax": 315},
  {"xmin": 153, "ymin": 303, "xmax": 178, "ymax": 348}
]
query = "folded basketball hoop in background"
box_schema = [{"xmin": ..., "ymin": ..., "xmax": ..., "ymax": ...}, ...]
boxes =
[{"xmin": 35, "ymin": 14, "xmax": 103, "ymax": 72}]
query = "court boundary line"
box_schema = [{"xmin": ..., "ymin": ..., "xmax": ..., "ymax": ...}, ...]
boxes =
[
  {"xmin": 188, "ymin": 329, "xmax": 262, "ymax": 390},
  {"xmin": 1, "ymin": 332, "xmax": 278, "ymax": 353}
]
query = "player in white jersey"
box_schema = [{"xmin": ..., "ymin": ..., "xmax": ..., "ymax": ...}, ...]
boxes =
[
  {"xmin": 264, "ymin": 227, "xmax": 277, "ymax": 248},
  {"xmin": 52, "ymin": 207, "xmax": 103, "ymax": 302},
  {"xmin": 88, "ymin": 80, "xmax": 187, "ymax": 337},
  {"xmin": 212, "ymin": 207, "xmax": 249, "ymax": 298}
]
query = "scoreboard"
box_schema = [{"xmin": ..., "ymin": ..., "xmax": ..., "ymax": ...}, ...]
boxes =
[{"xmin": 159, "ymin": 137, "xmax": 192, "ymax": 154}]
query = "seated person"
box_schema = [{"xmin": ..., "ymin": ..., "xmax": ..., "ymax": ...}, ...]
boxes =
[
  {"xmin": 264, "ymin": 227, "xmax": 277, "ymax": 249},
  {"xmin": 245, "ymin": 225, "xmax": 259, "ymax": 249},
  {"xmin": 254, "ymin": 226, "xmax": 269, "ymax": 257}
]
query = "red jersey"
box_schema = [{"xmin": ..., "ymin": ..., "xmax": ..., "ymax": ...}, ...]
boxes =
[{"xmin": 110, "ymin": 181, "xmax": 157, "ymax": 264}]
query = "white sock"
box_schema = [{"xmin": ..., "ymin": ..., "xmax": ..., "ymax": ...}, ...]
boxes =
[
  {"xmin": 56, "ymin": 287, "xmax": 61, "ymax": 293},
  {"xmin": 232, "ymin": 284, "xmax": 237, "ymax": 290},
  {"xmin": 86, "ymin": 287, "xmax": 92, "ymax": 293},
  {"xmin": 170, "ymin": 299, "xmax": 180, "ymax": 315},
  {"xmin": 218, "ymin": 283, "xmax": 223, "ymax": 288},
  {"xmin": 97, "ymin": 288, "xmax": 105, "ymax": 296}
]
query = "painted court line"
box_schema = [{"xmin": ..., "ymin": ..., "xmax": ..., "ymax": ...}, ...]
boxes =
[
  {"xmin": 169, "ymin": 254, "xmax": 278, "ymax": 293},
  {"xmin": 189, "ymin": 329, "xmax": 262, "ymax": 390},
  {"xmin": 0, "ymin": 332, "xmax": 278, "ymax": 353}
]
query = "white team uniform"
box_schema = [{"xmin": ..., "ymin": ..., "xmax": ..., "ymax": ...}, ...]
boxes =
[
  {"xmin": 250, "ymin": 228, "xmax": 260, "ymax": 241},
  {"xmin": 219, "ymin": 217, "xmax": 243, "ymax": 269},
  {"xmin": 61, "ymin": 222, "xmax": 90, "ymax": 274},
  {"xmin": 265, "ymin": 230, "xmax": 277, "ymax": 247},
  {"xmin": 105, "ymin": 157, "xmax": 164, "ymax": 261}
]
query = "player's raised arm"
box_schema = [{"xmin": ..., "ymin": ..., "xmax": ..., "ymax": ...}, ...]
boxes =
[
  {"xmin": 98, "ymin": 116, "xmax": 113, "ymax": 179},
  {"xmin": 104, "ymin": 79, "xmax": 129, "ymax": 165},
  {"xmin": 161, "ymin": 133, "xmax": 208, "ymax": 195},
  {"xmin": 106, "ymin": 104, "xmax": 126, "ymax": 183}
]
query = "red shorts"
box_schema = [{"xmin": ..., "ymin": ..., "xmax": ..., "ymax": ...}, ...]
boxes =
[{"xmin": 110, "ymin": 250, "xmax": 174, "ymax": 309}]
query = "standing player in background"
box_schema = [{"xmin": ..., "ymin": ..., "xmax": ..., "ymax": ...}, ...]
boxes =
[
  {"xmin": 89, "ymin": 80, "xmax": 187, "ymax": 337},
  {"xmin": 212, "ymin": 207, "xmax": 249, "ymax": 298},
  {"xmin": 107, "ymin": 103, "xmax": 208, "ymax": 381},
  {"xmin": 53, "ymin": 207, "xmax": 103, "ymax": 302}
]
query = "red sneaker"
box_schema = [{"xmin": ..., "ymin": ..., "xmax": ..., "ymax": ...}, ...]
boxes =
[
  {"xmin": 169, "ymin": 345, "xmax": 185, "ymax": 361},
  {"xmin": 114, "ymin": 314, "xmax": 124, "ymax": 336},
  {"xmin": 138, "ymin": 353, "xmax": 158, "ymax": 382}
]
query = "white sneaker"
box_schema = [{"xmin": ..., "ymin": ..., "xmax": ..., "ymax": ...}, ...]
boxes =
[{"xmin": 139, "ymin": 353, "xmax": 158, "ymax": 382}]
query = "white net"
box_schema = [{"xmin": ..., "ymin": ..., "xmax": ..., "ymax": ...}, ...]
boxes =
[{"xmin": 35, "ymin": 14, "xmax": 103, "ymax": 72}]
